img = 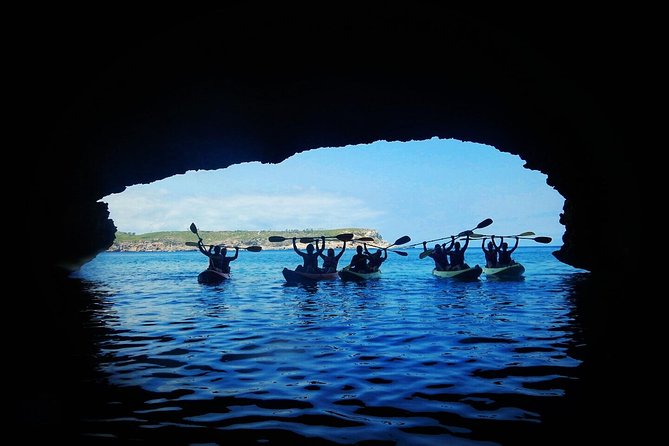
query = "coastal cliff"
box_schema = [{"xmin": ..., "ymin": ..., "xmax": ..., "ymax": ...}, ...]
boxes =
[{"xmin": 108, "ymin": 229, "xmax": 387, "ymax": 252}]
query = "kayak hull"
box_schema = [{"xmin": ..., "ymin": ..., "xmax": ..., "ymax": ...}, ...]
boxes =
[
  {"xmin": 338, "ymin": 266, "xmax": 382, "ymax": 281},
  {"xmin": 483, "ymin": 263, "xmax": 525, "ymax": 279},
  {"xmin": 282, "ymin": 268, "xmax": 339, "ymax": 283},
  {"xmin": 432, "ymin": 265, "xmax": 482, "ymax": 281},
  {"xmin": 198, "ymin": 268, "xmax": 231, "ymax": 284}
]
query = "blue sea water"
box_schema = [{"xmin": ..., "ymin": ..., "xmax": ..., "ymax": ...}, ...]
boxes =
[{"xmin": 68, "ymin": 246, "xmax": 594, "ymax": 445}]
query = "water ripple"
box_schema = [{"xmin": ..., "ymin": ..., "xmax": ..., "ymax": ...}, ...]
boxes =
[{"xmin": 66, "ymin": 247, "xmax": 594, "ymax": 445}]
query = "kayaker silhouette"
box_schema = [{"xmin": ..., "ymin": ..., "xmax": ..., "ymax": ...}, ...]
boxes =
[
  {"xmin": 197, "ymin": 240, "xmax": 239, "ymax": 273},
  {"xmin": 422, "ymin": 241, "xmax": 450, "ymax": 271},
  {"xmin": 447, "ymin": 234, "xmax": 470, "ymax": 270},
  {"xmin": 319, "ymin": 240, "xmax": 346, "ymax": 273},
  {"xmin": 482, "ymin": 237, "xmax": 498, "ymax": 268},
  {"xmin": 293, "ymin": 236, "xmax": 324, "ymax": 273},
  {"xmin": 364, "ymin": 243, "xmax": 387, "ymax": 272},
  {"xmin": 493, "ymin": 236, "xmax": 519, "ymax": 267},
  {"xmin": 349, "ymin": 245, "xmax": 371, "ymax": 272}
]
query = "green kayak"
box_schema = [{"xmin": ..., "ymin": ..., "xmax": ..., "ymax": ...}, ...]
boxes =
[
  {"xmin": 432, "ymin": 265, "xmax": 482, "ymax": 281},
  {"xmin": 483, "ymin": 263, "xmax": 525, "ymax": 279},
  {"xmin": 338, "ymin": 265, "xmax": 382, "ymax": 281}
]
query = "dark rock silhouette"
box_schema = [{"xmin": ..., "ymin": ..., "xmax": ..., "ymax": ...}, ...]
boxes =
[{"xmin": 21, "ymin": 5, "xmax": 641, "ymax": 276}]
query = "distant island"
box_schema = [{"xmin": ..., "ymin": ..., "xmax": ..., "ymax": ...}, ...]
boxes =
[{"xmin": 109, "ymin": 229, "xmax": 388, "ymax": 252}]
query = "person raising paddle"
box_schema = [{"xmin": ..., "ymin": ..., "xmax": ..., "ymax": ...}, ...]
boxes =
[
  {"xmin": 422, "ymin": 242, "xmax": 449, "ymax": 271},
  {"xmin": 482, "ymin": 237, "xmax": 498, "ymax": 268},
  {"xmin": 293, "ymin": 236, "xmax": 324, "ymax": 273},
  {"xmin": 197, "ymin": 240, "xmax": 239, "ymax": 273},
  {"xmin": 493, "ymin": 236, "xmax": 519, "ymax": 267},
  {"xmin": 446, "ymin": 234, "xmax": 470, "ymax": 270},
  {"xmin": 319, "ymin": 239, "xmax": 347, "ymax": 273},
  {"xmin": 364, "ymin": 243, "xmax": 387, "ymax": 272},
  {"xmin": 349, "ymin": 245, "xmax": 370, "ymax": 272}
]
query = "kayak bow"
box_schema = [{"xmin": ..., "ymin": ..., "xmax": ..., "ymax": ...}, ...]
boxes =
[{"xmin": 431, "ymin": 265, "xmax": 482, "ymax": 281}]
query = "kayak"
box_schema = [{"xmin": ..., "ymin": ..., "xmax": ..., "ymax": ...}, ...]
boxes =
[
  {"xmin": 282, "ymin": 267, "xmax": 339, "ymax": 283},
  {"xmin": 197, "ymin": 268, "xmax": 231, "ymax": 284},
  {"xmin": 483, "ymin": 263, "xmax": 525, "ymax": 279},
  {"xmin": 338, "ymin": 266, "xmax": 382, "ymax": 281},
  {"xmin": 432, "ymin": 265, "xmax": 482, "ymax": 281}
]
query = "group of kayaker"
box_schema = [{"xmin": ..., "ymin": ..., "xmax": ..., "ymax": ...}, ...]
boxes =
[
  {"xmin": 195, "ymin": 233, "xmax": 517, "ymax": 278},
  {"xmin": 421, "ymin": 234, "xmax": 519, "ymax": 271},
  {"xmin": 292, "ymin": 236, "xmax": 387, "ymax": 274},
  {"xmin": 481, "ymin": 236, "xmax": 519, "ymax": 268},
  {"xmin": 197, "ymin": 238, "xmax": 238, "ymax": 274},
  {"xmin": 422, "ymin": 234, "xmax": 471, "ymax": 271}
]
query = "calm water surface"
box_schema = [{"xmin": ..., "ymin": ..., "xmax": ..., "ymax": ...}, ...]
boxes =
[{"xmin": 66, "ymin": 246, "xmax": 595, "ymax": 445}]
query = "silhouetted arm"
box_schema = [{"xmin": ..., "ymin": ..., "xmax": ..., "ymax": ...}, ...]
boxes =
[
  {"xmin": 444, "ymin": 236, "xmax": 455, "ymax": 252},
  {"xmin": 462, "ymin": 235, "xmax": 470, "ymax": 251},
  {"xmin": 197, "ymin": 240, "xmax": 209, "ymax": 256},
  {"xmin": 509, "ymin": 236, "xmax": 519, "ymax": 253},
  {"xmin": 336, "ymin": 241, "xmax": 346, "ymax": 260},
  {"xmin": 230, "ymin": 247, "xmax": 239, "ymax": 261}
]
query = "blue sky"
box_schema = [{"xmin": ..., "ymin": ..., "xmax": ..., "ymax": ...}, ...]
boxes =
[{"xmin": 101, "ymin": 138, "xmax": 565, "ymax": 245}]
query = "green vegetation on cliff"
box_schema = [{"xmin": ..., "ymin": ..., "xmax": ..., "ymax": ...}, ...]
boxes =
[{"xmin": 110, "ymin": 229, "xmax": 385, "ymax": 252}]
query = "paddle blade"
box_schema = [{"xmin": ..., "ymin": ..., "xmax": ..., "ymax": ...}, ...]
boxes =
[
  {"xmin": 245, "ymin": 246, "xmax": 263, "ymax": 252},
  {"xmin": 419, "ymin": 249, "xmax": 433, "ymax": 259},
  {"xmin": 391, "ymin": 250, "xmax": 408, "ymax": 256},
  {"xmin": 517, "ymin": 231, "xmax": 535, "ymax": 237},
  {"xmin": 335, "ymin": 233, "xmax": 355, "ymax": 241},
  {"xmin": 476, "ymin": 218, "xmax": 493, "ymax": 229},
  {"xmin": 355, "ymin": 237, "xmax": 375, "ymax": 242},
  {"xmin": 393, "ymin": 235, "xmax": 411, "ymax": 246},
  {"xmin": 189, "ymin": 223, "xmax": 198, "ymax": 234},
  {"xmin": 185, "ymin": 241, "xmax": 198, "ymax": 247},
  {"xmin": 533, "ymin": 236, "xmax": 552, "ymax": 244},
  {"xmin": 268, "ymin": 236, "xmax": 286, "ymax": 242}
]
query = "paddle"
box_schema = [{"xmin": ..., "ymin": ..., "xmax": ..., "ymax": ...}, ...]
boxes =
[
  {"xmin": 407, "ymin": 218, "xmax": 494, "ymax": 249},
  {"xmin": 351, "ymin": 236, "xmax": 408, "ymax": 254},
  {"xmin": 417, "ymin": 218, "xmax": 492, "ymax": 259},
  {"xmin": 190, "ymin": 222, "xmax": 201, "ymax": 239},
  {"xmin": 268, "ymin": 233, "xmax": 354, "ymax": 243},
  {"xmin": 418, "ymin": 236, "xmax": 476, "ymax": 259},
  {"xmin": 352, "ymin": 237, "xmax": 375, "ymax": 242},
  {"xmin": 388, "ymin": 235, "xmax": 411, "ymax": 248},
  {"xmin": 268, "ymin": 235, "xmax": 288, "ymax": 242},
  {"xmin": 526, "ymin": 236, "xmax": 552, "ymax": 244},
  {"xmin": 238, "ymin": 245, "xmax": 263, "ymax": 252},
  {"xmin": 389, "ymin": 250, "xmax": 409, "ymax": 256},
  {"xmin": 478, "ymin": 233, "xmax": 551, "ymax": 244},
  {"xmin": 457, "ymin": 218, "xmax": 494, "ymax": 237},
  {"xmin": 185, "ymin": 242, "xmax": 263, "ymax": 251},
  {"xmin": 364, "ymin": 235, "xmax": 411, "ymax": 256},
  {"xmin": 481, "ymin": 231, "xmax": 535, "ymax": 238}
]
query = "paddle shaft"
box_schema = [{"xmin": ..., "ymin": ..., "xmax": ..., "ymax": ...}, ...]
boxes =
[
  {"xmin": 407, "ymin": 218, "xmax": 492, "ymax": 248},
  {"xmin": 185, "ymin": 241, "xmax": 261, "ymax": 251},
  {"xmin": 269, "ymin": 233, "xmax": 353, "ymax": 243}
]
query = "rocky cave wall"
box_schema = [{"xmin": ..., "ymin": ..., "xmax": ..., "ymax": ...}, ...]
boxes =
[{"xmin": 24, "ymin": 6, "xmax": 637, "ymax": 276}]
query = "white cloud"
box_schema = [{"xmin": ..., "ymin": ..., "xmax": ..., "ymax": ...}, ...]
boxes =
[{"xmin": 102, "ymin": 189, "xmax": 384, "ymax": 234}]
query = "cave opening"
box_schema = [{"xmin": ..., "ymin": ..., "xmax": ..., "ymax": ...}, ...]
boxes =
[{"xmin": 101, "ymin": 137, "xmax": 565, "ymax": 249}]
